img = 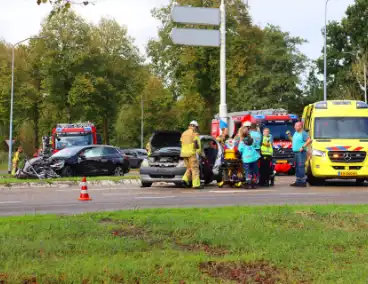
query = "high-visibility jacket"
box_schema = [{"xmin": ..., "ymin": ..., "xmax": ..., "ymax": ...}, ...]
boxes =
[
  {"xmin": 180, "ymin": 128, "xmax": 201, "ymax": 158},
  {"xmin": 146, "ymin": 142, "xmax": 151, "ymax": 156},
  {"xmin": 261, "ymin": 136, "xmax": 273, "ymax": 156},
  {"xmin": 11, "ymin": 151, "xmax": 25, "ymax": 175}
]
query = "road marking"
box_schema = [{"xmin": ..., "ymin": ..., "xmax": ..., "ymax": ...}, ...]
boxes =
[
  {"xmin": 0, "ymin": 201, "xmax": 21, "ymax": 204},
  {"xmin": 133, "ymin": 196, "xmax": 176, "ymax": 199},
  {"xmin": 209, "ymin": 190, "xmax": 276, "ymax": 193}
]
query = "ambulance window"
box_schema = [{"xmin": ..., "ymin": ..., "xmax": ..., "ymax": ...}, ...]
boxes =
[{"xmin": 315, "ymin": 117, "xmax": 368, "ymax": 139}]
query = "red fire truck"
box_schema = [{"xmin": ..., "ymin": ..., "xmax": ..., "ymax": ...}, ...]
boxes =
[
  {"xmin": 211, "ymin": 109, "xmax": 299, "ymax": 174},
  {"xmin": 51, "ymin": 122, "xmax": 101, "ymax": 153}
]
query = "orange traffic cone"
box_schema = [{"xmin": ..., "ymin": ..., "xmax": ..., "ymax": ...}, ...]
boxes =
[{"xmin": 78, "ymin": 177, "xmax": 92, "ymax": 201}]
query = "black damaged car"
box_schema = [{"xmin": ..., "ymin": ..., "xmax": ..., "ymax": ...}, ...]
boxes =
[{"xmin": 49, "ymin": 145, "xmax": 130, "ymax": 177}]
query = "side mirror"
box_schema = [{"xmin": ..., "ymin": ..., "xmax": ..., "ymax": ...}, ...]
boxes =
[{"xmin": 79, "ymin": 154, "xmax": 86, "ymax": 160}]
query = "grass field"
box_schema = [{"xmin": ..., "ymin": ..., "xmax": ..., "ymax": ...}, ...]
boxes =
[
  {"xmin": 0, "ymin": 205, "xmax": 368, "ymax": 283},
  {"xmin": 0, "ymin": 175, "xmax": 139, "ymax": 185}
]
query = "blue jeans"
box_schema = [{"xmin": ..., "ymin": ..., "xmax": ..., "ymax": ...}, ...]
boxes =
[
  {"xmin": 295, "ymin": 151, "xmax": 307, "ymax": 184},
  {"xmin": 244, "ymin": 162, "xmax": 258, "ymax": 184}
]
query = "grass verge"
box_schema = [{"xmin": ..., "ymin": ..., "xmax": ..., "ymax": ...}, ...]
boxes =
[
  {"xmin": 0, "ymin": 205, "xmax": 368, "ymax": 283},
  {"xmin": 0, "ymin": 175, "xmax": 138, "ymax": 185}
]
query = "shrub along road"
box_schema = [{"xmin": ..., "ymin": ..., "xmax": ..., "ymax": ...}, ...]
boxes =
[{"xmin": 0, "ymin": 205, "xmax": 367, "ymax": 283}]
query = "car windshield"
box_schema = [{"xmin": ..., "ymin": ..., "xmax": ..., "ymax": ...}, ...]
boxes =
[
  {"xmin": 263, "ymin": 124, "xmax": 295, "ymax": 140},
  {"xmin": 55, "ymin": 134, "xmax": 93, "ymax": 150},
  {"xmin": 52, "ymin": 147, "xmax": 82, "ymax": 158},
  {"xmin": 314, "ymin": 117, "xmax": 368, "ymax": 139}
]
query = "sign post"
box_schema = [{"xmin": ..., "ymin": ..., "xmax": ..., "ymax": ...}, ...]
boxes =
[{"xmin": 170, "ymin": 1, "xmax": 228, "ymax": 130}]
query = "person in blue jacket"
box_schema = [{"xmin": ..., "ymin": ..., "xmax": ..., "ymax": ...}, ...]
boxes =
[{"xmin": 238, "ymin": 130, "xmax": 260, "ymax": 189}]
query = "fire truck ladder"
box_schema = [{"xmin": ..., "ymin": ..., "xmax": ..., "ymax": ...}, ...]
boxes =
[
  {"xmin": 214, "ymin": 108, "xmax": 288, "ymax": 119},
  {"xmin": 56, "ymin": 122, "xmax": 94, "ymax": 128}
]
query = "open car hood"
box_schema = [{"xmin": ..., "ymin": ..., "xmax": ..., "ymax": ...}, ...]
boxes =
[{"xmin": 150, "ymin": 131, "xmax": 182, "ymax": 154}]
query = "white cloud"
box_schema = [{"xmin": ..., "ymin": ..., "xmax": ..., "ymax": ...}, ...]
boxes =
[{"xmin": 0, "ymin": 0, "xmax": 354, "ymax": 59}]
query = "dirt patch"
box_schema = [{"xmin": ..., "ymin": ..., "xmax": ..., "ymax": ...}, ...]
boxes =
[
  {"xmin": 22, "ymin": 276, "xmax": 37, "ymax": 284},
  {"xmin": 176, "ymin": 242, "xmax": 229, "ymax": 256},
  {"xmin": 0, "ymin": 273, "xmax": 8, "ymax": 284},
  {"xmin": 200, "ymin": 261, "xmax": 298, "ymax": 284},
  {"xmin": 331, "ymin": 245, "xmax": 346, "ymax": 253},
  {"xmin": 111, "ymin": 224, "xmax": 147, "ymax": 238}
]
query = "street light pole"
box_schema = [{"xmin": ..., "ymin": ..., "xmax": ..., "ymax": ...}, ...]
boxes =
[
  {"xmin": 7, "ymin": 36, "xmax": 44, "ymax": 174},
  {"xmin": 141, "ymin": 95, "xmax": 144, "ymax": 149},
  {"xmin": 219, "ymin": 0, "xmax": 228, "ymax": 132},
  {"xmin": 364, "ymin": 61, "xmax": 367, "ymax": 104},
  {"xmin": 323, "ymin": 0, "xmax": 331, "ymax": 101}
]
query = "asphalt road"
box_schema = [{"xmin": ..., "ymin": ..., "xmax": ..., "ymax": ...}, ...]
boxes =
[{"xmin": 1, "ymin": 176, "xmax": 368, "ymax": 216}]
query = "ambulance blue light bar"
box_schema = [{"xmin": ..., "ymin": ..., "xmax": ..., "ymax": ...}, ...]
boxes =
[
  {"xmin": 56, "ymin": 128, "xmax": 63, "ymax": 132},
  {"xmin": 356, "ymin": 101, "xmax": 368, "ymax": 109},
  {"xmin": 84, "ymin": 127, "xmax": 92, "ymax": 131},
  {"xmin": 289, "ymin": 114, "xmax": 298, "ymax": 119},
  {"xmin": 315, "ymin": 101, "xmax": 327, "ymax": 109},
  {"xmin": 254, "ymin": 115, "xmax": 265, "ymax": 119}
]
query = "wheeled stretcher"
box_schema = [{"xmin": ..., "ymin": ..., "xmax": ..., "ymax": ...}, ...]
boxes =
[{"xmin": 217, "ymin": 141, "xmax": 244, "ymax": 188}]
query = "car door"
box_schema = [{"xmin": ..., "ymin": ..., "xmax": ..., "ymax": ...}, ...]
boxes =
[
  {"xmin": 102, "ymin": 147, "xmax": 122, "ymax": 174},
  {"xmin": 81, "ymin": 147, "xmax": 105, "ymax": 175},
  {"xmin": 125, "ymin": 150, "xmax": 139, "ymax": 168},
  {"xmin": 75, "ymin": 147, "xmax": 96, "ymax": 175}
]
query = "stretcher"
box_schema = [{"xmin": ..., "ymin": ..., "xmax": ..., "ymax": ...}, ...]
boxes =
[{"xmin": 217, "ymin": 140, "xmax": 244, "ymax": 188}]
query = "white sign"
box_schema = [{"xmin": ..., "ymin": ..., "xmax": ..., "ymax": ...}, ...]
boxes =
[
  {"xmin": 171, "ymin": 6, "xmax": 220, "ymax": 26},
  {"xmin": 171, "ymin": 28, "xmax": 220, "ymax": 47},
  {"xmin": 5, "ymin": 140, "xmax": 15, "ymax": 146}
]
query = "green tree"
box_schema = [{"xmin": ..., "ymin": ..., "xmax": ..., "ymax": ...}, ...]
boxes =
[
  {"xmin": 148, "ymin": 0, "xmax": 307, "ymax": 131},
  {"xmin": 316, "ymin": 0, "xmax": 368, "ymax": 100}
]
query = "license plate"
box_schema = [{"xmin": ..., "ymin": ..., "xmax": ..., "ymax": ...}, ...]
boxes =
[
  {"xmin": 276, "ymin": 160, "xmax": 288, "ymax": 164},
  {"xmin": 339, "ymin": 171, "xmax": 357, "ymax": 177}
]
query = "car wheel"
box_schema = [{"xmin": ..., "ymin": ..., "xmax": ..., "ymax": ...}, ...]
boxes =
[
  {"xmin": 141, "ymin": 182, "xmax": 152, "ymax": 188},
  {"xmin": 113, "ymin": 166, "xmax": 124, "ymax": 176},
  {"xmin": 61, "ymin": 166, "xmax": 74, "ymax": 177},
  {"xmin": 307, "ymin": 165, "xmax": 325, "ymax": 186}
]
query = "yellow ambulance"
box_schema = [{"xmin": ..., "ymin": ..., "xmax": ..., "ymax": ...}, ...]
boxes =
[{"xmin": 302, "ymin": 100, "xmax": 368, "ymax": 185}]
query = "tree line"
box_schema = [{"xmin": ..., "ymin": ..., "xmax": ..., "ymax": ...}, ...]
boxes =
[{"xmin": 0, "ymin": 0, "xmax": 366, "ymax": 155}]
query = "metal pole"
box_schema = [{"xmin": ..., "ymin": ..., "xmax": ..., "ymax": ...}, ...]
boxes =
[
  {"xmin": 7, "ymin": 36, "xmax": 44, "ymax": 174},
  {"xmin": 7, "ymin": 46, "xmax": 15, "ymax": 174},
  {"xmin": 323, "ymin": 0, "xmax": 330, "ymax": 102},
  {"xmin": 364, "ymin": 62, "xmax": 367, "ymax": 104},
  {"xmin": 219, "ymin": 0, "xmax": 228, "ymax": 133},
  {"xmin": 141, "ymin": 95, "xmax": 144, "ymax": 149}
]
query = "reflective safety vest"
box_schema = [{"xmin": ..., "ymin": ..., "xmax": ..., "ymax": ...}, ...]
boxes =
[
  {"xmin": 180, "ymin": 128, "xmax": 201, "ymax": 157},
  {"xmin": 261, "ymin": 136, "xmax": 273, "ymax": 156}
]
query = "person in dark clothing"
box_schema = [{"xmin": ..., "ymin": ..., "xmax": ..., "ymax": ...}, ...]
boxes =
[{"xmin": 259, "ymin": 128, "xmax": 273, "ymax": 187}]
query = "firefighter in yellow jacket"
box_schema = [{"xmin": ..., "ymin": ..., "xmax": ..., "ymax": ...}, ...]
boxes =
[
  {"xmin": 11, "ymin": 146, "xmax": 24, "ymax": 176},
  {"xmin": 180, "ymin": 121, "xmax": 203, "ymax": 189}
]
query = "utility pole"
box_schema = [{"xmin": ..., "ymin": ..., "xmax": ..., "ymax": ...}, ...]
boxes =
[
  {"xmin": 8, "ymin": 36, "xmax": 45, "ymax": 174},
  {"xmin": 141, "ymin": 95, "xmax": 144, "ymax": 149},
  {"xmin": 323, "ymin": 0, "xmax": 332, "ymax": 101},
  {"xmin": 219, "ymin": 0, "xmax": 228, "ymax": 131}
]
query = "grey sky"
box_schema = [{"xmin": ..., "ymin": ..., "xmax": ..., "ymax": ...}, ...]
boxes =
[{"xmin": 0, "ymin": 0, "xmax": 354, "ymax": 59}]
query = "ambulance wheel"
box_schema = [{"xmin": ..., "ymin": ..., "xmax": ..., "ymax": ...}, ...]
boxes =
[
  {"xmin": 307, "ymin": 165, "xmax": 325, "ymax": 186},
  {"xmin": 356, "ymin": 179, "xmax": 365, "ymax": 185}
]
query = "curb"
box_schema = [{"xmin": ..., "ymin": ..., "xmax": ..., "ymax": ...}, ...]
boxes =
[{"xmin": 0, "ymin": 179, "xmax": 141, "ymax": 189}]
